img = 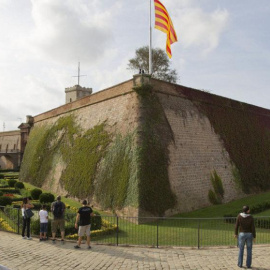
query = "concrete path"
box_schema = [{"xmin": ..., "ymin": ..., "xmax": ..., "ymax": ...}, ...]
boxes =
[{"xmin": 0, "ymin": 231, "xmax": 270, "ymax": 270}]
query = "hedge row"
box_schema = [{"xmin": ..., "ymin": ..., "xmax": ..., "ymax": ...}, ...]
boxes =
[
  {"xmin": 224, "ymin": 202, "xmax": 270, "ymax": 218},
  {"xmin": 0, "ymin": 188, "xmax": 20, "ymax": 194}
]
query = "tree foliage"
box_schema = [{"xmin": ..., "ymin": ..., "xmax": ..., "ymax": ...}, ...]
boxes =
[{"xmin": 128, "ymin": 46, "xmax": 178, "ymax": 83}]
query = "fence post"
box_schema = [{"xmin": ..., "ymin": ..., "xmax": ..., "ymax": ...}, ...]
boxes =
[
  {"xmin": 17, "ymin": 208, "xmax": 20, "ymax": 235},
  {"xmin": 157, "ymin": 218, "xmax": 159, "ymax": 248},
  {"xmin": 197, "ymin": 220, "xmax": 200, "ymax": 249},
  {"xmin": 116, "ymin": 215, "xmax": 119, "ymax": 246}
]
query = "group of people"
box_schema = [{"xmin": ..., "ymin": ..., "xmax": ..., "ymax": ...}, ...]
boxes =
[
  {"xmin": 21, "ymin": 198, "xmax": 256, "ymax": 266},
  {"xmin": 21, "ymin": 195, "xmax": 94, "ymax": 249}
]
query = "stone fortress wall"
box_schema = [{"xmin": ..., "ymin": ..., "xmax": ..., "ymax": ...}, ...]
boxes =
[{"xmin": 5, "ymin": 75, "xmax": 270, "ymax": 215}]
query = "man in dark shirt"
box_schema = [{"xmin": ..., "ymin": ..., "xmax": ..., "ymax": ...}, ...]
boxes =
[
  {"xmin": 74, "ymin": 200, "xmax": 94, "ymax": 249},
  {"xmin": 234, "ymin": 205, "xmax": 256, "ymax": 268}
]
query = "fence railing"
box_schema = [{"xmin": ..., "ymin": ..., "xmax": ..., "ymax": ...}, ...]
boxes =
[{"xmin": 1, "ymin": 206, "xmax": 270, "ymax": 248}]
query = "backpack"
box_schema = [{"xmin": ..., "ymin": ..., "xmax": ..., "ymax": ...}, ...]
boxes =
[{"xmin": 53, "ymin": 201, "xmax": 63, "ymax": 218}]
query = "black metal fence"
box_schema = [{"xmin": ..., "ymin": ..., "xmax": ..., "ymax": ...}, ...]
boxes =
[{"xmin": 1, "ymin": 206, "xmax": 270, "ymax": 248}]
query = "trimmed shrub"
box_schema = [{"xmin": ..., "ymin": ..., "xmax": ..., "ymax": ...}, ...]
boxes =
[
  {"xmin": 32, "ymin": 203, "xmax": 51, "ymax": 211},
  {"xmin": 0, "ymin": 196, "xmax": 12, "ymax": 206},
  {"xmin": 8, "ymin": 179, "xmax": 17, "ymax": 187},
  {"xmin": 31, "ymin": 188, "xmax": 42, "ymax": 200},
  {"xmin": 91, "ymin": 212, "xmax": 102, "ymax": 230},
  {"xmin": 39, "ymin": 193, "xmax": 54, "ymax": 203},
  {"xmin": 14, "ymin": 181, "xmax": 25, "ymax": 189}
]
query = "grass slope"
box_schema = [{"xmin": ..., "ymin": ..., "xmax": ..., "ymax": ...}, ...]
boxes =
[{"xmin": 176, "ymin": 191, "xmax": 270, "ymax": 218}]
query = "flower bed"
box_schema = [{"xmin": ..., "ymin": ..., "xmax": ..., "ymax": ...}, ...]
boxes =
[
  {"xmin": 0, "ymin": 218, "xmax": 16, "ymax": 233},
  {"xmin": 66, "ymin": 219, "xmax": 117, "ymax": 240}
]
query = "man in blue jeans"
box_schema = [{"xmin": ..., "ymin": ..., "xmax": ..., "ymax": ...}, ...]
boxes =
[{"xmin": 234, "ymin": 206, "xmax": 256, "ymax": 268}]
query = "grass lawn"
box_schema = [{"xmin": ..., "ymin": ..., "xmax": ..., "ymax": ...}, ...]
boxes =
[{"xmin": 175, "ymin": 191, "xmax": 270, "ymax": 218}]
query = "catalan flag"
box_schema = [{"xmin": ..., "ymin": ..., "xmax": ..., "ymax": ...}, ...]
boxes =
[{"xmin": 154, "ymin": 0, "xmax": 178, "ymax": 58}]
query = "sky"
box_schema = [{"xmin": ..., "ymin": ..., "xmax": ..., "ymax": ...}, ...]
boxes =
[{"xmin": 0, "ymin": 0, "xmax": 270, "ymax": 131}]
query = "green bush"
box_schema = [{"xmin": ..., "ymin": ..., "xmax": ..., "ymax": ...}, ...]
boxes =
[
  {"xmin": 31, "ymin": 188, "xmax": 42, "ymax": 200},
  {"xmin": 208, "ymin": 190, "xmax": 219, "ymax": 205},
  {"xmin": 211, "ymin": 170, "xmax": 224, "ymax": 199},
  {"xmin": 14, "ymin": 181, "xmax": 25, "ymax": 189},
  {"xmin": 31, "ymin": 219, "xmax": 52, "ymax": 236},
  {"xmin": 0, "ymin": 191, "xmax": 3, "ymax": 196},
  {"xmin": 0, "ymin": 196, "xmax": 12, "ymax": 206},
  {"xmin": 8, "ymin": 179, "xmax": 17, "ymax": 187},
  {"xmin": 91, "ymin": 212, "xmax": 102, "ymax": 230},
  {"xmin": 32, "ymin": 203, "xmax": 51, "ymax": 211},
  {"xmin": 224, "ymin": 201, "xmax": 270, "ymax": 218},
  {"xmin": 39, "ymin": 193, "xmax": 54, "ymax": 203}
]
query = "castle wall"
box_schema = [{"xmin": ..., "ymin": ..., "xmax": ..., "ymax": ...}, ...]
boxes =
[
  {"xmin": 31, "ymin": 79, "xmax": 140, "ymax": 216},
  {"xmin": 20, "ymin": 76, "xmax": 270, "ymax": 216},
  {"xmin": 156, "ymin": 92, "xmax": 242, "ymax": 213}
]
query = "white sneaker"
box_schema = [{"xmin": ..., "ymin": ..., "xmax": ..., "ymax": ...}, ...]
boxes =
[
  {"xmin": 22, "ymin": 236, "xmax": 27, "ymax": 239},
  {"xmin": 27, "ymin": 237, "xmax": 32, "ymax": 240}
]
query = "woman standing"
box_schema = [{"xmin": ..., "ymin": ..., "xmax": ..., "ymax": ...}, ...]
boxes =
[{"xmin": 21, "ymin": 197, "xmax": 34, "ymax": 240}]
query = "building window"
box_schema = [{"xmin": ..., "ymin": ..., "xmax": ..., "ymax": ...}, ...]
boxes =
[
  {"xmin": 14, "ymin": 144, "xmax": 16, "ymax": 150},
  {"xmin": 70, "ymin": 98, "xmax": 72, "ymax": 102},
  {"xmin": 6, "ymin": 144, "xmax": 8, "ymax": 152},
  {"xmin": 0, "ymin": 144, "xmax": 1, "ymax": 151}
]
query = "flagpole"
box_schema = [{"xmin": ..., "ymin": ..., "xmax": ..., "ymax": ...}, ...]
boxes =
[{"xmin": 149, "ymin": 0, "xmax": 152, "ymax": 75}]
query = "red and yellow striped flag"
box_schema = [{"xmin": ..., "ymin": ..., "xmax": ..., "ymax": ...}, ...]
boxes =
[{"xmin": 154, "ymin": 0, "xmax": 178, "ymax": 58}]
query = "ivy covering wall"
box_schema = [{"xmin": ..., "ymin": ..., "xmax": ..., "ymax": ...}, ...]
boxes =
[
  {"xmin": 20, "ymin": 116, "xmax": 111, "ymax": 198},
  {"xmin": 134, "ymin": 84, "xmax": 176, "ymax": 216},
  {"xmin": 95, "ymin": 133, "xmax": 139, "ymax": 210},
  {"xmin": 181, "ymin": 88, "xmax": 270, "ymax": 193}
]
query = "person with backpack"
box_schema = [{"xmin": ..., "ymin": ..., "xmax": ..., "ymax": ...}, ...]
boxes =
[{"xmin": 51, "ymin": 195, "xmax": 66, "ymax": 244}]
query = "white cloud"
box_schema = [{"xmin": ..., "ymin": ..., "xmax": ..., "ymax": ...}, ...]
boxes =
[
  {"xmin": 28, "ymin": 0, "xmax": 118, "ymax": 65},
  {"xmin": 176, "ymin": 8, "xmax": 229, "ymax": 55}
]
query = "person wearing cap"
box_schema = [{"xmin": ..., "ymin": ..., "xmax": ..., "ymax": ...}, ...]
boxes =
[
  {"xmin": 74, "ymin": 200, "xmax": 94, "ymax": 249},
  {"xmin": 234, "ymin": 206, "xmax": 256, "ymax": 268}
]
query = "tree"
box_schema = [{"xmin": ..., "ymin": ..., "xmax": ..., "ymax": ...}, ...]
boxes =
[{"xmin": 127, "ymin": 46, "xmax": 178, "ymax": 83}]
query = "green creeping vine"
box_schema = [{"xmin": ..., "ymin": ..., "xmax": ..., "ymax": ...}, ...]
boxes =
[
  {"xmin": 60, "ymin": 123, "xmax": 111, "ymax": 198},
  {"xmin": 208, "ymin": 170, "xmax": 224, "ymax": 205},
  {"xmin": 198, "ymin": 101, "xmax": 270, "ymax": 193},
  {"xmin": 134, "ymin": 84, "xmax": 176, "ymax": 216},
  {"xmin": 20, "ymin": 116, "xmax": 111, "ymax": 198},
  {"xmin": 95, "ymin": 133, "xmax": 139, "ymax": 210}
]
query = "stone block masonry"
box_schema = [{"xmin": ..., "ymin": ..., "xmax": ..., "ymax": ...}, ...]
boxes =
[{"xmin": 19, "ymin": 75, "xmax": 270, "ymax": 216}]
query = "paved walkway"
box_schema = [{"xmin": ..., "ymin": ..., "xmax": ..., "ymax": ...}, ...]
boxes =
[{"xmin": 0, "ymin": 231, "xmax": 270, "ymax": 270}]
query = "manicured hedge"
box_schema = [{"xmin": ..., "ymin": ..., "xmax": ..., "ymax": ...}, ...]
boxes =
[
  {"xmin": 31, "ymin": 188, "xmax": 42, "ymax": 200},
  {"xmin": 8, "ymin": 179, "xmax": 17, "ymax": 187},
  {"xmin": 14, "ymin": 181, "xmax": 25, "ymax": 189},
  {"xmin": 0, "ymin": 196, "xmax": 12, "ymax": 206},
  {"xmin": 39, "ymin": 193, "xmax": 54, "ymax": 203},
  {"xmin": 0, "ymin": 188, "xmax": 20, "ymax": 194}
]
